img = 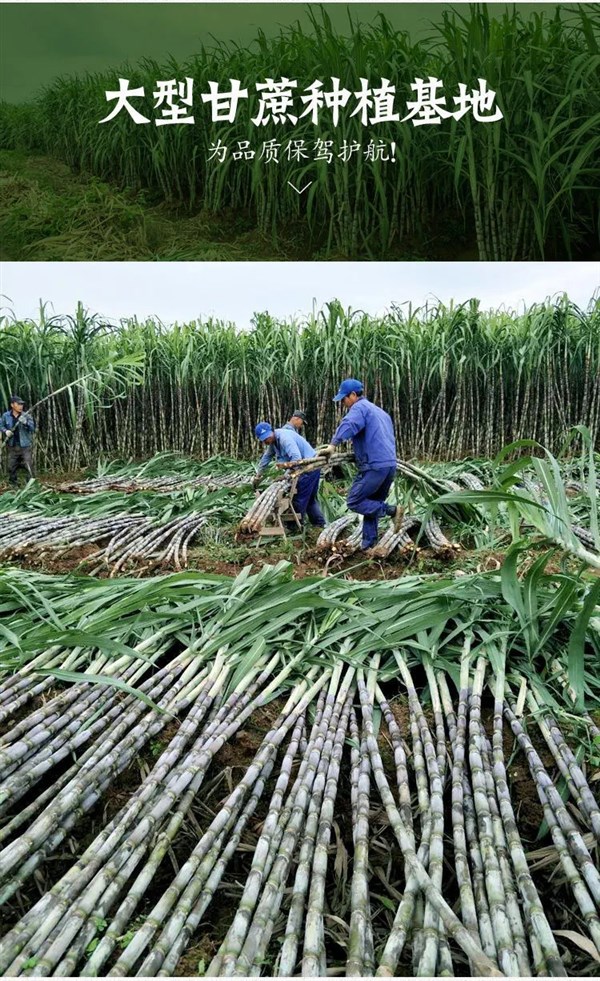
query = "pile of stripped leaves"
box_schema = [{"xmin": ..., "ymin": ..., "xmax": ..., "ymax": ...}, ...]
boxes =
[{"xmin": 0, "ymin": 555, "xmax": 599, "ymax": 976}]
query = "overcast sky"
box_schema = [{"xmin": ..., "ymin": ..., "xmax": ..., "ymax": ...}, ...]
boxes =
[{"xmin": 0, "ymin": 262, "xmax": 597, "ymax": 328}]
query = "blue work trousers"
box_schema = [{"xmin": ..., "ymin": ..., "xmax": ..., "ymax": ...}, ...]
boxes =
[
  {"xmin": 347, "ymin": 466, "xmax": 396, "ymax": 548},
  {"xmin": 293, "ymin": 470, "xmax": 325, "ymax": 527}
]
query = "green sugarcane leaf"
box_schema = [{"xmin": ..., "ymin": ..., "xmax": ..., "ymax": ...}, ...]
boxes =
[
  {"xmin": 224, "ymin": 637, "xmax": 267, "ymax": 699},
  {"xmin": 36, "ymin": 668, "xmax": 170, "ymax": 715},
  {"xmin": 0, "ymin": 623, "xmax": 22, "ymax": 649},
  {"xmin": 500, "ymin": 547, "xmax": 526, "ymax": 626},
  {"xmin": 534, "ymin": 577, "xmax": 580, "ymax": 655},
  {"xmin": 568, "ymin": 580, "xmax": 600, "ymax": 710},
  {"xmin": 19, "ymin": 630, "xmax": 160, "ymax": 663}
]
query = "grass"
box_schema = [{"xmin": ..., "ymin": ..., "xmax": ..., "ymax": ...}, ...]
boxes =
[
  {"xmin": 0, "ymin": 150, "xmax": 477, "ymax": 262},
  {"xmin": 0, "ymin": 151, "xmax": 305, "ymax": 261}
]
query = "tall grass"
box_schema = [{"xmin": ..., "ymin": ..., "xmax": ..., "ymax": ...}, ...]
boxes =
[
  {"xmin": 1, "ymin": 6, "xmax": 599, "ymax": 258},
  {"xmin": 0, "ymin": 296, "xmax": 598, "ymax": 470}
]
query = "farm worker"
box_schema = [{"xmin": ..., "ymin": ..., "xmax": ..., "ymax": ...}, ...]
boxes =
[
  {"xmin": 253, "ymin": 422, "xmax": 325, "ymax": 528},
  {"xmin": 283, "ymin": 410, "xmax": 307, "ymax": 433},
  {"xmin": 319, "ymin": 379, "xmax": 400, "ymax": 550},
  {"xmin": 1, "ymin": 396, "xmax": 36, "ymax": 487}
]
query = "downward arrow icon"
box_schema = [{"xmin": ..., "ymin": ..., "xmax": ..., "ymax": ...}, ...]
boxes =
[{"xmin": 287, "ymin": 180, "xmax": 313, "ymax": 195}]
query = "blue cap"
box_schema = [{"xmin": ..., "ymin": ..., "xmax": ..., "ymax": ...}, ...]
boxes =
[
  {"xmin": 255, "ymin": 422, "xmax": 274, "ymax": 441},
  {"xmin": 9, "ymin": 395, "xmax": 25, "ymax": 404},
  {"xmin": 333, "ymin": 379, "xmax": 363, "ymax": 402}
]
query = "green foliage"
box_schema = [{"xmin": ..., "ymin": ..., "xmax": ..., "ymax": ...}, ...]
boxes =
[
  {"xmin": 1, "ymin": 296, "xmax": 598, "ymax": 470},
  {"xmin": 1, "ymin": 546, "xmax": 598, "ymax": 708}
]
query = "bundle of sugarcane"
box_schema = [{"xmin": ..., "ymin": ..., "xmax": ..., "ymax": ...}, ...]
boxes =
[
  {"xmin": 0, "ymin": 512, "xmax": 142, "ymax": 560},
  {"xmin": 371, "ymin": 515, "xmax": 422, "ymax": 558},
  {"xmin": 457, "ymin": 472, "xmax": 486, "ymax": 491},
  {"xmin": 316, "ymin": 514, "xmax": 358, "ymax": 549},
  {"xmin": 343, "ymin": 521, "xmax": 365, "ymax": 553},
  {"xmin": 238, "ymin": 481, "xmax": 288, "ymax": 534},
  {"xmin": 275, "ymin": 451, "xmax": 355, "ymax": 476},
  {"xmin": 424, "ymin": 517, "xmax": 461, "ymax": 553},
  {"xmin": 86, "ymin": 512, "xmax": 212, "ymax": 574}
]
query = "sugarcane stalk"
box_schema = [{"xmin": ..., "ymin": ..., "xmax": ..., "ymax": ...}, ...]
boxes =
[
  {"xmin": 208, "ymin": 666, "xmax": 343, "ymax": 976},
  {"xmin": 504, "ymin": 703, "xmax": 600, "ymax": 906},
  {"xmin": 93, "ymin": 677, "xmax": 327, "ymax": 977},
  {"xmin": 239, "ymin": 668, "xmax": 355, "ymax": 977},
  {"xmin": 357, "ymin": 673, "xmax": 502, "ymax": 977},
  {"xmin": 436, "ymin": 657, "xmax": 485, "ymax": 953},
  {"xmin": 345, "ymin": 714, "xmax": 374, "ymax": 977},
  {"xmin": 527, "ymin": 689, "xmax": 600, "ymax": 841}
]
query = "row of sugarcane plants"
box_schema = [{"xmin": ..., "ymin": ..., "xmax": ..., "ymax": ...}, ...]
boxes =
[
  {"xmin": 1, "ymin": 563, "xmax": 600, "ymax": 974},
  {"xmin": 1, "ymin": 298, "xmax": 599, "ymax": 467},
  {"xmin": 3, "ymin": 7, "xmax": 599, "ymax": 259}
]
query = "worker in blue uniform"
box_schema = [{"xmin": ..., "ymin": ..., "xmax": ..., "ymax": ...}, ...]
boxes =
[
  {"xmin": 319, "ymin": 379, "xmax": 400, "ymax": 550},
  {"xmin": 253, "ymin": 422, "xmax": 325, "ymax": 528}
]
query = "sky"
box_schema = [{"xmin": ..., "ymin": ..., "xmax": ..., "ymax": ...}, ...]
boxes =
[
  {"xmin": 0, "ymin": 262, "xmax": 597, "ymax": 329},
  {"xmin": 1, "ymin": 2, "xmax": 581, "ymax": 103}
]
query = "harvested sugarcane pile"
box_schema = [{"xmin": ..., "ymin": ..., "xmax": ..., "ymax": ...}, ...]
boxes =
[
  {"xmin": 0, "ymin": 562, "xmax": 600, "ymax": 976},
  {"xmin": 56, "ymin": 472, "xmax": 249, "ymax": 494},
  {"xmin": 238, "ymin": 481, "xmax": 287, "ymax": 535},
  {"xmin": 372, "ymin": 514, "xmax": 423, "ymax": 558},
  {"xmin": 238, "ymin": 452, "xmax": 355, "ymax": 536},
  {"xmin": 423, "ymin": 516, "xmax": 462, "ymax": 553},
  {"xmin": 316, "ymin": 513, "xmax": 460, "ymax": 559},
  {"xmin": 0, "ymin": 510, "xmax": 212, "ymax": 573},
  {"xmin": 52, "ymin": 453, "xmax": 254, "ymax": 495}
]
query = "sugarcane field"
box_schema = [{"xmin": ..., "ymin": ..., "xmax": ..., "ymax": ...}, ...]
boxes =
[{"xmin": 1, "ymin": 296, "xmax": 600, "ymax": 980}]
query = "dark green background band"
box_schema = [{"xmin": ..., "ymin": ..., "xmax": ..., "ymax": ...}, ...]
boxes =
[{"xmin": 0, "ymin": 2, "xmax": 580, "ymax": 104}]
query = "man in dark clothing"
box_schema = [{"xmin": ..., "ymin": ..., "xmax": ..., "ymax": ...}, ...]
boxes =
[
  {"xmin": 1, "ymin": 396, "xmax": 36, "ymax": 487},
  {"xmin": 320, "ymin": 379, "xmax": 400, "ymax": 550},
  {"xmin": 283, "ymin": 410, "xmax": 307, "ymax": 434},
  {"xmin": 253, "ymin": 422, "xmax": 325, "ymax": 528}
]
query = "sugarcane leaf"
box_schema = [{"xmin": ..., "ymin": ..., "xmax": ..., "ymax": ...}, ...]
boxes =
[
  {"xmin": 36, "ymin": 668, "xmax": 170, "ymax": 715},
  {"xmin": 568, "ymin": 580, "xmax": 600, "ymax": 710},
  {"xmin": 0, "ymin": 623, "xmax": 22, "ymax": 649},
  {"xmin": 19, "ymin": 630, "xmax": 159, "ymax": 663},
  {"xmin": 554, "ymin": 931, "xmax": 600, "ymax": 963},
  {"xmin": 534, "ymin": 576, "xmax": 580, "ymax": 655},
  {"xmin": 500, "ymin": 546, "xmax": 526, "ymax": 624},
  {"xmin": 224, "ymin": 637, "xmax": 266, "ymax": 699}
]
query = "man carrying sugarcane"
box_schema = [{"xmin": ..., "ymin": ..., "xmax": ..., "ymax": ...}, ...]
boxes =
[
  {"xmin": 253, "ymin": 422, "xmax": 325, "ymax": 528},
  {"xmin": 1, "ymin": 396, "xmax": 36, "ymax": 487},
  {"xmin": 319, "ymin": 379, "xmax": 401, "ymax": 551},
  {"xmin": 283, "ymin": 410, "xmax": 307, "ymax": 433}
]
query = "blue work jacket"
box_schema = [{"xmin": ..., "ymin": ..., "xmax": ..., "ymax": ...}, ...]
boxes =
[
  {"xmin": 332, "ymin": 397, "xmax": 396, "ymax": 471},
  {"xmin": 257, "ymin": 428, "xmax": 317, "ymax": 473},
  {"xmin": 1, "ymin": 410, "xmax": 36, "ymax": 448}
]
